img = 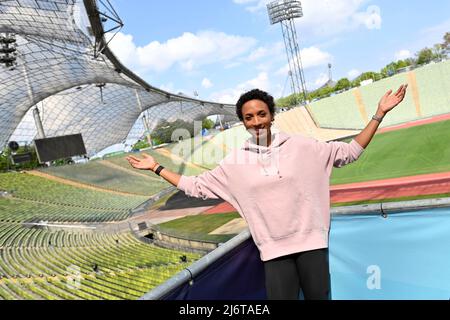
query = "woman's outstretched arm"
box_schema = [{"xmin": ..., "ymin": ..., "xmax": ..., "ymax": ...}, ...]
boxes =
[
  {"xmin": 126, "ymin": 153, "xmax": 231, "ymax": 202},
  {"xmin": 355, "ymin": 84, "xmax": 408, "ymax": 149},
  {"xmin": 126, "ymin": 153, "xmax": 181, "ymax": 186}
]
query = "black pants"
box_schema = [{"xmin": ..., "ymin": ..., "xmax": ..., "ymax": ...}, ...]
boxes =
[{"xmin": 263, "ymin": 248, "xmax": 331, "ymax": 300}]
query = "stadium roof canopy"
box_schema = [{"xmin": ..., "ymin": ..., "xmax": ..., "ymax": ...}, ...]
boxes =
[{"xmin": 0, "ymin": 0, "xmax": 237, "ymax": 156}]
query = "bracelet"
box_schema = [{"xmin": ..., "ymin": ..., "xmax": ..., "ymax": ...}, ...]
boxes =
[
  {"xmin": 372, "ymin": 114, "xmax": 384, "ymax": 123},
  {"xmin": 154, "ymin": 165, "xmax": 165, "ymax": 176}
]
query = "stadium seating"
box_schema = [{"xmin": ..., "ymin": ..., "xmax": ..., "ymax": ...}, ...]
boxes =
[
  {"xmin": 308, "ymin": 60, "xmax": 450, "ymax": 130},
  {"xmin": 0, "ymin": 172, "xmax": 148, "ymax": 211},
  {"xmin": 0, "ymin": 164, "xmax": 203, "ymax": 300},
  {"xmin": 359, "ymin": 73, "xmax": 418, "ymax": 127},
  {"xmin": 273, "ymin": 106, "xmax": 359, "ymax": 141},
  {"xmin": 414, "ymin": 60, "xmax": 450, "ymax": 117},
  {"xmin": 308, "ymin": 90, "xmax": 365, "ymax": 129},
  {"xmin": 40, "ymin": 161, "xmax": 168, "ymax": 196},
  {"xmin": 0, "ymin": 222, "xmax": 200, "ymax": 300}
]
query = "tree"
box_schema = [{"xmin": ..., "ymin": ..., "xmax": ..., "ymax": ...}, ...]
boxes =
[
  {"xmin": 0, "ymin": 150, "xmax": 9, "ymax": 171},
  {"xmin": 396, "ymin": 59, "xmax": 412, "ymax": 68},
  {"xmin": 307, "ymin": 86, "xmax": 333, "ymax": 101},
  {"xmin": 416, "ymin": 48, "xmax": 434, "ymax": 65},
  {"xmin": 150, "ymin": 119, "xmax": 196, "ymax": 145},
  {"xmin": 433, "ymin": 44, "xmax": 445, "ymax": 60},
  {"xmin": 276, "ymin": 93, "xmax": 300, "ymax": 108},
  {"xmin": 132, "ymin": 139, "xmax": 151, "ymax": 150},
  {"xmin": 0, "ymin": 144, "xmax": 40, "ymax": 172},
  {"xmin": 443, "ymin": 32, "xmax": 450, "ymax": 49},
  {"xmin": 202, "ymin": 118, "xmax": 214, "ymax": 130},
  {"xmin": 381, "ymin": 59, "xmax": 413, "ymax": 77},
  {"xmin": 352, "ymin": 71, "xmax": 382, "ymax": 87},
  {"xmin": 334, "ymin": 78, "xmax": 351, "ymax": 91},
  {"xmin": 381, "ymin": 62, "xmax": 398, "ymax": 77}
]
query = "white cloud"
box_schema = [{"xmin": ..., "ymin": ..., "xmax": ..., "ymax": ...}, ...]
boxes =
[
  {"xmin": 395, "ymin": 18, "xmax": 450, "ymax": 63},
  {"xmin": 276, "ymin": 46, "xmax": 332, "ymax": 76},
  {"xmin": 395, "ymin": 50, "xmax": 412, "ymax": 61},
  {"xmin": 245, "ymin": 72, "xmax": 270, "ymax": 89},
  {"xmin": 107, "ymin": 32, "xmax": 138, "ymax": 67},
  {"xmin": 247, "ymin": 47, "xmax": 269, "ymax": 62},
  {"xmin": 224, "ymin": 62, "xmax": 242, "ymax": 69},
  {"xmin": 159, "ymin": 83, "xmax": 175, "ymax": 92},
  {"xmin": 108, "ymin": 31, "xmax": 257, "ymax": 73},
  {"xmin": 234, "ymin": 0, "xmax": 382, "ymax": 36},
  {"xmin": 300, "ymin": 47, "xmax": 333, "ymax": 69},
  {"xmin": 233, "ymin": 0, "xmax": 269, "ymax": 12},
  {"xmin": 296, "ymin": 1, "xmax": 382, "ymax": 35},
  {"xmin": 348, "ymin": 69, "xmax": 361, "ymax": 80},
  {"xmin": 180, "ymin": 60, "xmax": 195, "ymax": 71},
  {"xmin": 353, "ymin": 5, "xmax": 382, "ymax": 30},
  {"xmin": 420, "ymin": 18, "xmax": 450, "ymax": 38},
  {"xmin": 314, "ymin": 73, "xmax": 329, "ymax": 87},
  {"xmin": 233, "ymin": 0, "xmax": 255, "ymax": 3},
  {"xmin": 201, "ymin": 78, "xmax": 213, "ymax": 89},
  {"xmin": 209, "ymin": 72, "xmax": 270, "ymax": 104},
  {"xmin": 159, "ymin": 83, "xmax": 190, "ymax": 96},
  {"xmin": 245, "ymin": 42, "xmax": 284, "ymax": 62},
  {"xmin": 419, "ymin": 18, "xmax": 450, "ymax": 45}
]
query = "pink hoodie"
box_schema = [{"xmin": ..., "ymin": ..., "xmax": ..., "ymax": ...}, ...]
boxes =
[{"xmin": 177, "ymin": 131, "xmax": 364, "ymax": 261}]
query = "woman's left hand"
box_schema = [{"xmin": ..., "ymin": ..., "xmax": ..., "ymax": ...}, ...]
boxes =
[{"xmin": 377, "ymin": 84, "xmax": 408, "ymax": 116}]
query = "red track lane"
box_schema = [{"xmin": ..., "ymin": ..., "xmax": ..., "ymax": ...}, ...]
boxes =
[
  {"xmin": 330, "ymin": 171, "xmax": 450, "ymax": 203},
  {"xmin": 378, "ymin": 113, "xmax": 450, "ymax": 134},
  {"xmin": 203, "ymin": 201, "xmax": 235, "ymax": 215}
]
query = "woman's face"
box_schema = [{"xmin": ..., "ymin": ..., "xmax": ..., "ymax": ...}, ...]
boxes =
[{"xmin": 242, "ymin": 99, "xmax": 273, "ymax": 139}]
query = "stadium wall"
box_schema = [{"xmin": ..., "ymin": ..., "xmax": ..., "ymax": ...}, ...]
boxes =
[{"xmin": 309, "ymin": 60, "xmax": 450, "ymax": 130}]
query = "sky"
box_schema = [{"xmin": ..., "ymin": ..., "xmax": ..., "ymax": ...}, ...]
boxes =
[{"xmin": 104, "ymin": 0, "xmax": 450, "ymax": 104}]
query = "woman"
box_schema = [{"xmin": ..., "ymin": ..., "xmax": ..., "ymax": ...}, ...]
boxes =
[{"xmin": 126, "ymin": 86, "xmax": 408, "ymax": 300}]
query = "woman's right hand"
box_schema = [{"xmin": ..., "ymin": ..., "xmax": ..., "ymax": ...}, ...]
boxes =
[{"xmin": 126, "ymin": 153, "xmax": 158, "ymax": 171}]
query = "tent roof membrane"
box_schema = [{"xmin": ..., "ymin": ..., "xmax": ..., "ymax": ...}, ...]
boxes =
[{"xmin": 0, "ymin": 0, "xmax": 237, "ymax": 155}]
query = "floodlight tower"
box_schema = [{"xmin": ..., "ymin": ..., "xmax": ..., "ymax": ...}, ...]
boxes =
[
  {"xmin": 328, "ymin": 63, "xmax": 332, "ymax": 82},
  {"xmin": 0, "ymin": 33, "xmax": 17, "ymax": 69},
  {"xmin": 267, "ymin": 0, "xmax": 308, "ymax": 106}
]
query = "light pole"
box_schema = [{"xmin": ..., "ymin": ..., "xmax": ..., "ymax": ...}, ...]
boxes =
[
  {"xmin": 267, "ymin": 0, "xmax": 308, "ymax": 106},
  {"xmin": 0, "ymin": 33, "xmax": 17, "ymax": 69},
  {"xmin": 142, "ymin": 113, "xmax": 153, "ymax": 148},
  {"xmin": 328, "ymin": 63, "xmax": 332, "ymax": 83}
]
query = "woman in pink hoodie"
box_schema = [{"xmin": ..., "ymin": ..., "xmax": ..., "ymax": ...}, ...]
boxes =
[{"xmin": 127, "ymin": 86, "xmax": 407, "ymax": 300}]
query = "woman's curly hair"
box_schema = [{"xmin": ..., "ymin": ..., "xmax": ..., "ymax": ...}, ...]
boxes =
[{"xmin": 235, "ymin": 89, "xmax": 275, "ymax": 121}]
